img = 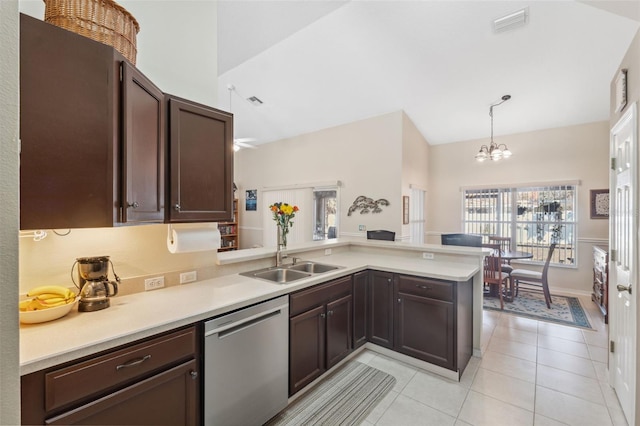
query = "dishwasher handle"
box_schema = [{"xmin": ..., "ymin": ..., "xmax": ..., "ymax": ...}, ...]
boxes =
[{"xmin": 205, "ymin": 304, "xmax": 286, "ymax": 339}]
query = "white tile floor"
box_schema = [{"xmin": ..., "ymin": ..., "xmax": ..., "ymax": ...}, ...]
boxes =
[{"xmin": 354, "ymin": 293, "xmax": 629, "ymax": 426}]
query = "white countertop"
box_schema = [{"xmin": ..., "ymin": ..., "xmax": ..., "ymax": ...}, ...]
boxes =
[{"xmin": 20, "ymin": 243, "xmax": 484, "ymax": 375}]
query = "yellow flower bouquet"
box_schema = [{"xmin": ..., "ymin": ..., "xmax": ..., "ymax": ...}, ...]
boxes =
[{"xmin": 269, "ymin": 202, "xmax": 299, "ymax": 247}]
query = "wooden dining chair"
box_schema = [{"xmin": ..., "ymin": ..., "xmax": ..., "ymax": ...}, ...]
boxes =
[
  {"xmin": 488, "ymin": 236, "xmax": 514, "ymax": 274},
  {"xmin": 510, "ymin": 243, "xmax": 556, "ymax": 309},
  {"xmin": 483, "ymin": 244, "xmax": 511, "ymax": 309}
]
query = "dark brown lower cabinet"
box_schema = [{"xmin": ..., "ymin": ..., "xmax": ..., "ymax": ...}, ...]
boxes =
[
  {"xmin": 289, "ymin": 276, "xmax": 353, "ymax": 395},
  {"xmin": 368, "ymin": 270, "xmax": 394, "ymax": 348},
  {"xmin": 326, "ymin": 294, "xmax": 353, "ymax": 368},
  {"xmin": 289, "ymin": 305, "xmax": 326, "ymax": 394},
  {"xmin": 394, "ymin": 274, "xmax": 473, "ymax": 375},
  {"xmin": 45, "ymin": 360, "xmax": 198, "ymax": 425},
  {"xmin": 352, "ymin": 271, "xmax": 368, "ymax": 349},
  {"xmin": 21, "ymin": 326, "xmax": 200, "ymax": 425}
]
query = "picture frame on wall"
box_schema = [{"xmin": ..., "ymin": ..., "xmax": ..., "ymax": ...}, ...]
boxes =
[
  {"xmin": 246, "ymin": 189, "xmax": 257, "ymax": 211},
  {"xmin": 402, "ymin": 196, "xmax": 410, "ymax": 224},
  {"xmin": 615, "ymin": 69, "xmax": 627, "ymax": 113},
  {"xmin": 590, "ymin": 189, "xmax": 609, "ymax": 219}
]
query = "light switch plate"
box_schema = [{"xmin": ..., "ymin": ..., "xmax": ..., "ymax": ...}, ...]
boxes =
[{"xmin": 180, "ymin": 271, "xmax": 197, "ymax": 284}]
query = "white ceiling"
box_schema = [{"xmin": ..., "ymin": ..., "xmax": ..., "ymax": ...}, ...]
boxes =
[{"xmin": 217, "ymin": 1, "xmax": 639, "ymax": 146}]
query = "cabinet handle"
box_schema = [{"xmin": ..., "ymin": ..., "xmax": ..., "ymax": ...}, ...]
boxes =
[
  {"xmin": 327, "ymin": 310, "xmax": 334, "ymax": 316},
  {"xmin": 127, "ymin": 201, "xmax": 139, "ymax": 209},
  {"xmin": 387, "ymin": 278, "xmax": 392, "ymax": 283},
  {"xmin": 320, "ymin": 313, "xmax": 326, "ymax": 318},
  {"xmin": 416, "ymin": 284, "xmax": 432, "ymax": 290},
  {"xmin": 174, "ymin": 204, "xmax": 181, "ymax": 211},
  {"xmin": 397, "ymin": 298, "xmax": 401, "ymax": 303},
  {"xmin": 190, "ymin": 370, "xmax": 198, "ymax": 379},
  {"xmin": 116, "ymin": 354, "xmax": 151, "ymax": 371}
]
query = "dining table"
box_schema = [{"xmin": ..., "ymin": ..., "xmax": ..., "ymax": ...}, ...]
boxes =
[{"xmin": 500, "ymin": 250, "xmax": 534, "ymax": 262}]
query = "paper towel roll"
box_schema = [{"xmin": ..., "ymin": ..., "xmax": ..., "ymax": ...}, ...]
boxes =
[{"xmin": 167, "ymin": 227, "xmax": 221, "ymax": 254}]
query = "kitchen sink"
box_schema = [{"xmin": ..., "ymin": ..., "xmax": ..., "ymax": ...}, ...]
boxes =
[
  {"xmin": 240, "ymin": 261, "xmax": 342, "ymax": 284},
  {"xmin": 287, "ymin": 262, "xmax": 340, "ymax": 274},
  {"xmin": 251, "ymin": 268, "xmax": 310, "ymax": 284}
]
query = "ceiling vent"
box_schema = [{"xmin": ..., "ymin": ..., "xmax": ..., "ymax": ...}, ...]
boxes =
[
  {"xmin": 247, "ymin": 96, "xmax": 263, "ymax": 106},
  {"xmin": 493, "ymin": 7, "xmax": 529, "ymax": 33}
]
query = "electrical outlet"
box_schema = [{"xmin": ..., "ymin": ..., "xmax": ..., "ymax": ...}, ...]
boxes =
[
  {"xmin": 358, "ymin": 225, "xmax": 366, "ymax": 231},
  {"xmin": 180, "ymin": 271, "xmax": 197, "ymax": 284},
  {"xmin": 144, "ymin": 276, "xmax": 165, "ymax": 291},
  {"xmin": 422, "ymin": 252, "xmax": 435, "ymax": 260},
  {"xmin": 325, "ymin": 249, "xmax": 332, "ymax": 256}
]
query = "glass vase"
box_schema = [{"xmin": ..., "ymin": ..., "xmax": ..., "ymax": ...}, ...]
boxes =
[{"xmin": 277, "ymin": 223, "xmax": 288, "ymax": 249}]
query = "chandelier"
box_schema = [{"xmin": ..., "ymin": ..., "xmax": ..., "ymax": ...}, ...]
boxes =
[{"xmin": 475, "ymin": 94, "xmax": 512, "ymax": 162}]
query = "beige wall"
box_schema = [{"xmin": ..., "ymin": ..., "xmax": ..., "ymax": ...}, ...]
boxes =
[
  {"xmin": 235, "ymin": 111, "xmax": 405, "ymax": 248},
  {"xmin": 401, "ymin": 113, "xmax": 430, "ymax": 240},
  {"xmin": 427, "ymin": 121, "xmax": 610, "ymax": 294},
  {"xmin": 1, "ymin": 0, "xmax": 21, "ymax": 422}
]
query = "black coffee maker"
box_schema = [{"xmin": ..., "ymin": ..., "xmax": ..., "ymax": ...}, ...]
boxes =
[{"xmin": 73, "ymin": 256, "xmax": 120, "ymax": 312}]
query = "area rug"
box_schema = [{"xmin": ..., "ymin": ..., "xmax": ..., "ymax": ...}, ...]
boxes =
[
  {"xmin": 266, "ymin": 361, "xmax": 396, "ymax": 426},
  {"xmin": 483, "ymin": 289, "xmax": 593, "ymax": 329}
]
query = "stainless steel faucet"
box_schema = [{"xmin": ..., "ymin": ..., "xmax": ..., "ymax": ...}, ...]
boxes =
[{"xmin": 275, "ymin": 245, "xmax": 287, "ymax": 267}]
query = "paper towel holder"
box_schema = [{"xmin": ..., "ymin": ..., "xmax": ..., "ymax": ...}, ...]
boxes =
[{"xmin": 167, "ymin": 224, "xmax": 175, "ymax": 244}]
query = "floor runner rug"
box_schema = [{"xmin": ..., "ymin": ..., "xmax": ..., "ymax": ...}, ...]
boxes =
[
  {"xmin": 483, "ymin": 289, "xmax": 593, "ymax": 329},
  {"xmin": 266, "ymin": 361, "xmax": 396, "ymax": 426}
]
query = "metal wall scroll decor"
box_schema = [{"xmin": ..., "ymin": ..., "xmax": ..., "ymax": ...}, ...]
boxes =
[{"xmin": 347, "ymin": 196, "xmax": 390, "ymax": 216}]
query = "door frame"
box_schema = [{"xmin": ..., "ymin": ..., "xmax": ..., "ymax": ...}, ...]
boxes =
[{"xmin": 608, "ymin": 102, "xmax": 638, "ymax": 426}]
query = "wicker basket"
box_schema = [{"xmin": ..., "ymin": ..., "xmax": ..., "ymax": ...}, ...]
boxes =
[{"xmin": 44, "ymin": 0, "xmax": 139, "ymax": 64}]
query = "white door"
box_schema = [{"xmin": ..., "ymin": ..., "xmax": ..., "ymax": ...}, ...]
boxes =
[
  {"xmin": 609, "ymin": 102, "xmax": 637, "ymax": 425},
  {"xmin": 410, "ymin": 187, "xmax": 425, "ymax": 244}
]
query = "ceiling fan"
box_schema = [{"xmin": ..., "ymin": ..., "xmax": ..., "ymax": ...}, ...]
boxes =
[
  {"xmin": 228, "ymin": 84, "xmax": 259, "ymax": 152},
  {"xmin": 233, "ymin": 137, "xmax": 257, "ymax": 152}
]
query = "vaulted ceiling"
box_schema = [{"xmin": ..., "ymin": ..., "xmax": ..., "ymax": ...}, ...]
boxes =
[{"xmin": 217, "ymin": 1, "xmax": 639, "ymax": 146}]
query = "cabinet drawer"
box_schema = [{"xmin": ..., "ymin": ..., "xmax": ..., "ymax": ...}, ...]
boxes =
[
  {"xmin": 396, "ymin": 275, "xmax": 454, "ymax": 302},
  {"xmin": 290, "ymin": 276, "xmax": 352, "ymax": 317},
  {"xmin": 45, "ymin": 326, "xmax": 197, "ymax": 412}
]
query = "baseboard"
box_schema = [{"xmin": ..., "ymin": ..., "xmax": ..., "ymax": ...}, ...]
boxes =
[
  {"xmin": 287, "ymin": 342, "xmax": 465, "ymax": 404},
  {"xmin": 363, "ymin": 343, "xmax": 461, "ymax": 382}
]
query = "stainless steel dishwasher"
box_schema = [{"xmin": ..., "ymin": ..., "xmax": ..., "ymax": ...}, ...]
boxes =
[{"xmin": 204, "ymin": 295, "xmax": 289, "ymax": 425}]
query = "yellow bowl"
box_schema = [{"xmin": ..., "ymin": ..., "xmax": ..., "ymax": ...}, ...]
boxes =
[{"xmin": 19, "ymin": 299, "xmax": 78, "ymax": 324}]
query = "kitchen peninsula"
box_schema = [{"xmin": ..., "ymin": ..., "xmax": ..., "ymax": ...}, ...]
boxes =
[
  {"xmin": 20, "ymin": 239, "xmax": 487, "ymax": 424},
  {"xmin": 21, "ymin": 239, "xmax": 486, "ymax": 374}
]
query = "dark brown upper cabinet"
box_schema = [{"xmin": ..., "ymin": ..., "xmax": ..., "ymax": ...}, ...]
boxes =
[
  {"xmin": 19, "ymin": 14, "xmax": 165, "ymax": 229},
  {"xmin": 121, "ymin": 63, "xmax": 165, "ymax": 224},
  {"xmin": 20, "ymin": 15, "xmax": 233, "ymax": 229},
  {"xmin": 166, "ymin": 96, "xmax": 234, "ymax": 223}
]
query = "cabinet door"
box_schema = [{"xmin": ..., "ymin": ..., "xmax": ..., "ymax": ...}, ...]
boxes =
[
  {"xmin": 167, "ymin": 97, "xmax": 234, "ymax": 222},
  {"xmin": 121, "ymin": 62, "xmax": 165, "ymax": 223},
  {"xmin": 326, "ymin": 294, "xmax": 353, "ymax": 369},
  {"xmin": 368, "ymin": 271, "xmax": 394, "ymax": 349},
  {"xmin": 45, "ymin": 360, "xmax": 199, "ymax": 426},
  {"xmin": 20, "ymin": 14, "xmax": 118, "ymax": 229},
  {"xmin": 353, "ymin": 271, "xmax": 368, "ymax": 349},
  {"xmin": 395, "ymin": 292, "xmax": 454, "ymax": 370},
  {"xmin": 289, "ymin": 306, "xmax": 326, "ymax": 395}
]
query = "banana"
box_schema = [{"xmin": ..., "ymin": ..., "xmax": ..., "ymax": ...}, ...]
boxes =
[
  {"xmin": 35, "ymin": 293, "xmax": 66, "ymax": 301},
  {"xmin": 20, "ymin": 286, "xmax": 77, "ymax": 312},
  {"xmin": 40, "ymin": 299, "xmax": 68, "ymax": 307},
  {"xmin": 19, "ymin": 299, "xmax": 32, "ymax": 310},
  {"xmin": 27, "ymin": 285, "xmax": 73, "ymax": 299},
  {"xmin": 39, "ymin": 297, "xmax": 67, "ymax": 305}
]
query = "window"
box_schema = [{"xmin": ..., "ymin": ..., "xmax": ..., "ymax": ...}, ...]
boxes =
[
  {"xmin": 463, "ymin": 184, "xmax": 577, "ymax": 265},
  {"xmin": 313, "ymin": 189, "xmax": 338, "ymax": 240},
  {"xmin": 262, "ymin": 183, "xmax": 339, "ymax": 246}
]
